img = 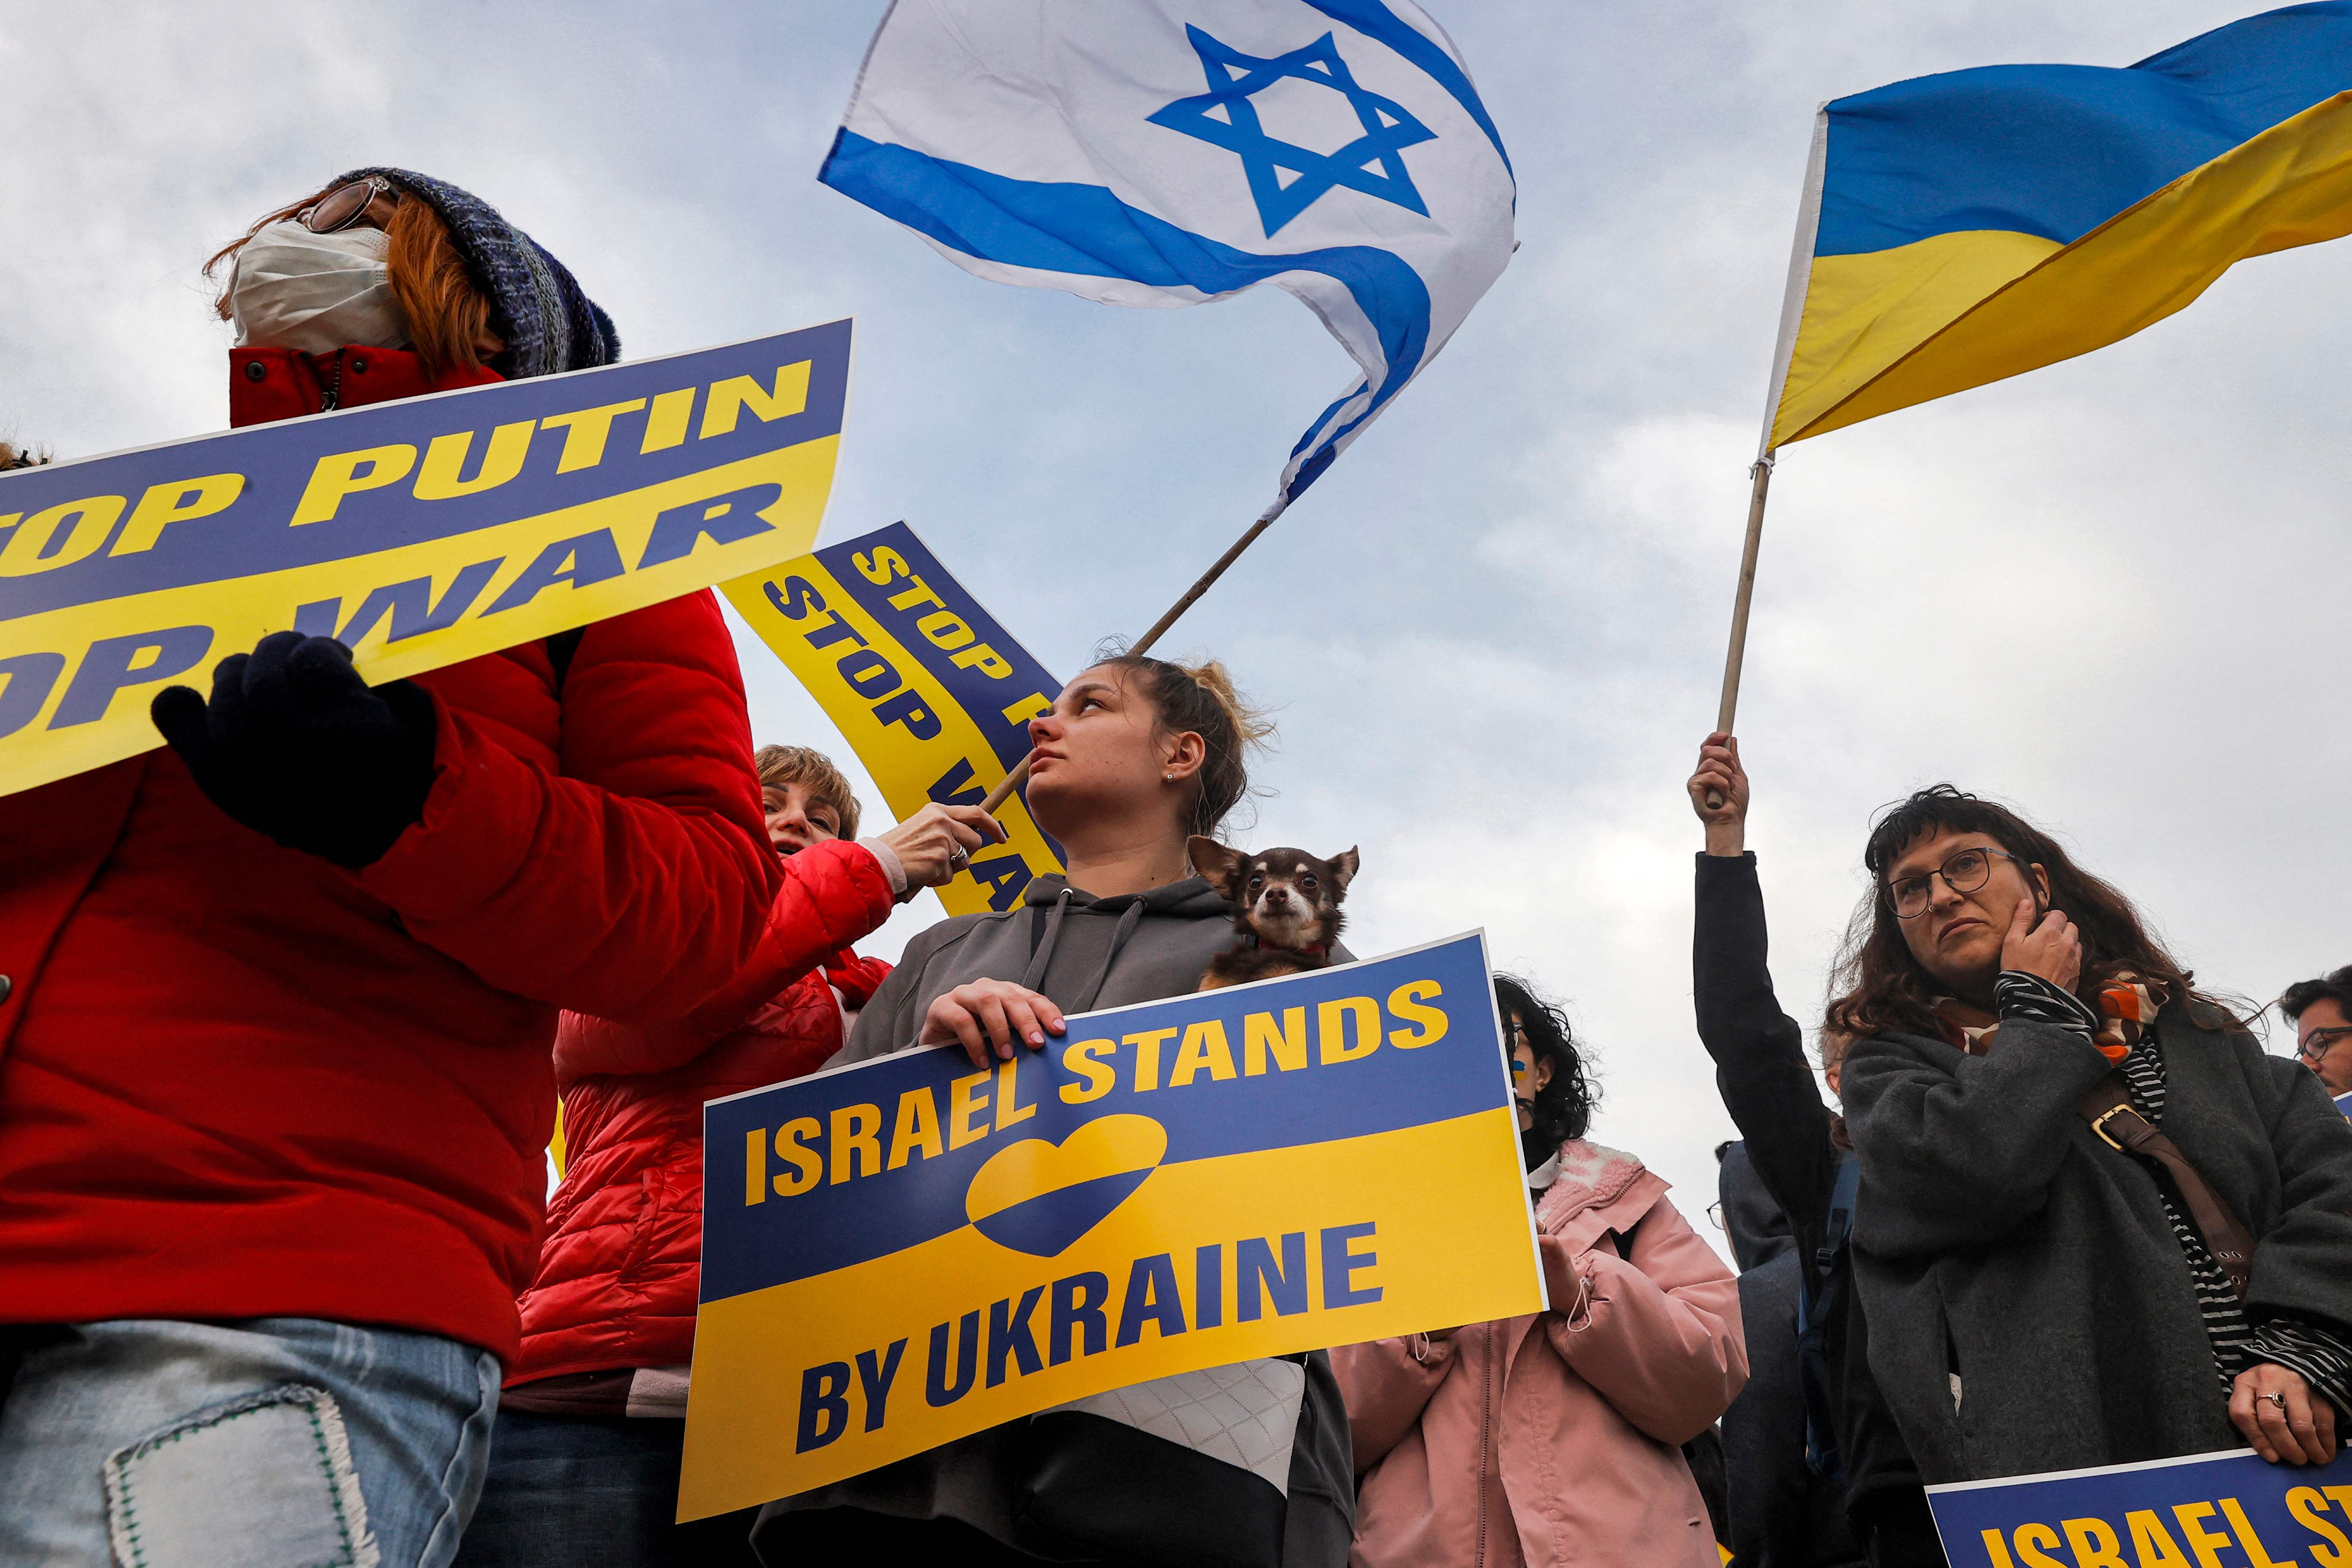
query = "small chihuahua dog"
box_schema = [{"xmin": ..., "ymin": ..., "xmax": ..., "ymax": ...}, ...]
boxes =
[{"xmin": 1188, "ymin": 835, "xmax": 1360, "ymax": 990}]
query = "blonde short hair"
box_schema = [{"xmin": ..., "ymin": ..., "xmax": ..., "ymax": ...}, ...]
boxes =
[{"xmin": 753, "ymin": 744, "xmax": 861, "ymax": 841}]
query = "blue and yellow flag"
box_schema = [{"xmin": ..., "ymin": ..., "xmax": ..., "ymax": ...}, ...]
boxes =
[
  {"xmin": 678, "ymin": 933, "xmax": 1543, "ymax": 1519},
  {"xmin": 1765, "ymin": 4, "xmax": 2352, "ymax": 450},
  {"xmin": 726, "ymin": 523, "xmax": 1063, "ymax": 918}
]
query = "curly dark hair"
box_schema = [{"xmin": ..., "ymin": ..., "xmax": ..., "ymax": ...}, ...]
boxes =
[
  {"xmin": 1493, "ymin": 973, "xmax": 1598, "ymax": 1147},
  {"xmin": 2282, "ymin": 965, "xmax": 2352, "ymax": 1026},
  {"xmin": 1825, "ymin": 784, "xmax": 2236, "ymax": 1041}
]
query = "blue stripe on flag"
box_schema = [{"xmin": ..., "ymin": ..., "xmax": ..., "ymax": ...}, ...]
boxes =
[
  {"xmin": 1816, "ymin": 2, "xmax": 2352, "ymax": 258},
  {"xmin": 1302, "ymin": 0, "xmax": 1514, "ymax": 182},
  {"xmin": 821, "ymin": 129, "xmax": 1433, "ymax": 499}
]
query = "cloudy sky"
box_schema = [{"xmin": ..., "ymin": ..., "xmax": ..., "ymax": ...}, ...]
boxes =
[{"xmin": 5, "ymin": 1, "xmax": 2343, "ymax": 1254}]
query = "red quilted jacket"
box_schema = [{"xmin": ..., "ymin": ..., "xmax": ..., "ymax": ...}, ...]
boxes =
[
  {"xmin": 511, "ymin": 836, "xmax": 894, "ymax": 1382},
  {"xmin": 0, "ymin": 346, "xmax": 782, "ymax": 1362}
]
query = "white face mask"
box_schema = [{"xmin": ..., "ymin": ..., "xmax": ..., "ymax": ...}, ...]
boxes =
[{"xmin": 227, "ymin": 220, "xmax": 411, "ymax": 357}]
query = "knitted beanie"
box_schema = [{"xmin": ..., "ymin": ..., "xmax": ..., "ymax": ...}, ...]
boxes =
[{"xmin": 335, "ymin": 166, "xmax": 619, "ymax": 378}]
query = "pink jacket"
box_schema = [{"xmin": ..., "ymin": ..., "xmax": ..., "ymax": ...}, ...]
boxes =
[{"xmin": 1334, "ymin": 1141, "xmax": 1746, "ymax": 1568}]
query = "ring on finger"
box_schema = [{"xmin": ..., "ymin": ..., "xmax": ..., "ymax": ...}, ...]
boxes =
[
  {"xmin": 2265, "ymin": 1392, "xmax": 2289, "ymax": 1410},
  {"xmin": 949, "ymin": 843, "xmax": 968, "ymax": 865}
]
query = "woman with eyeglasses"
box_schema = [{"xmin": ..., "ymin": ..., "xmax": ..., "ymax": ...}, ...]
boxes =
[
  {"xmin": 1335, "ymin": 974, "xmax": 1748, "ymax": 1568},
  {"xmin": 1827, "ymin": 785, "xmax": 2352, "ymax": 1485},
  {"xmin": 0, "ymin": 171, "xmax": 785, "ymax": 1567}
]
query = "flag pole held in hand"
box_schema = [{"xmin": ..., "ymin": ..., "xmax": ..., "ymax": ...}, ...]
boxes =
[
  {"xmin": 979, "ymin": 500, "xmax": 1286, "ymax": 815},
  {"xmin": 1704, "ymin": 459, "xmax": 1773, "ymax": 811}
]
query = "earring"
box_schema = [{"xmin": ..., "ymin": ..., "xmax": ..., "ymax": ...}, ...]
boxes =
[{"xmin": 1163, "ymin": 773, "xmax": 1175, "ymax": 784}]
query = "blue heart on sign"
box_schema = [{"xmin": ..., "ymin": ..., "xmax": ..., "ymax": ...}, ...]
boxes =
[{"xmin": 963, "ymin": 1115, "xmax": 1168, "ymax": 1258}]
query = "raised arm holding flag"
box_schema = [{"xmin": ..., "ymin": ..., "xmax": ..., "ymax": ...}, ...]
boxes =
[{"xmin": 1711, "ymin": 3, "xmax": 2352, "ymax": 781}]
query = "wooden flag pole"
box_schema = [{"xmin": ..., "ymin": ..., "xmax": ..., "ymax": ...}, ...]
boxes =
[
  {"xmin": 1704, "ymin": 459, "xmax": 1774, "ymax": 810},
  {"xmin": 977, "ymin": 504, "xmax": 1286, "ymax": 815}
]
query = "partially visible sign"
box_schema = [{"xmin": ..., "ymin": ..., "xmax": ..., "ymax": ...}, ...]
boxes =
[
  {"xmin": 0, "ymin": 320, "xmax": 852, "ymax": 797},
  {"xmin": 726, "ymin": 522, "xmax": 1063, "ymax": 916},
  {"xmin": 679, "ymin": 933, "xmax": 1542, "ymax": 1519},
  {"xmin": 1928, "ymin": 1445, "xmax": 2352, "ymax": 1568}
]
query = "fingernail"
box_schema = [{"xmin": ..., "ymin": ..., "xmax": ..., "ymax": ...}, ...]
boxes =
[{"xmin": 1028, "ymin": 1031, "xmax": 1044, "ymax": 1045}]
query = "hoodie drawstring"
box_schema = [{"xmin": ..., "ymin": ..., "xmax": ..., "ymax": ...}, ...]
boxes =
[
  {"xmin": 1072, "ymin": 901, "xmax": 1145, "ymax": 1013},
  {"xmin": 1020, "ymin": 888, "xmax": 1073, "ymax": 992}
]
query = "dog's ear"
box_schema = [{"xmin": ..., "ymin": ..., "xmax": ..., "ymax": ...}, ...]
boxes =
[
  {"xmin": 1326, "ymin": 847, "xmax": 1361, "ymax": 897},
  {"xmin": 1188, "ymin": 835, "xmax": 1247, "ymax": 898}
]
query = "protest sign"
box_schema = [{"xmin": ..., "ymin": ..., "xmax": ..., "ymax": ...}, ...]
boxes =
[
  {"xmin": 678, "ymin": 932, "xmax": 1541, "ymax": 1520},
  {"xmin": 724, "ymin": 521, "xmax": 1063, "ymax": 917},
  {"xmin": 0, "ymin": 320, "xmax": 851, "ymax": 798},
  {"xmin": 1928, "ymin": 1445, "xmax": 2352, "ymax": 1568}
]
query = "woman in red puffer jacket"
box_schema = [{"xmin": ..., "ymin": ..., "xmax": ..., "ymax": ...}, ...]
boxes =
[
  {"xmin": 0, "ymin": 168, "xmax": 786, "ymax": 1568},
  {"xmin": 457, "ymin": 746, "xmax": 1001, "ymax": 1568}
]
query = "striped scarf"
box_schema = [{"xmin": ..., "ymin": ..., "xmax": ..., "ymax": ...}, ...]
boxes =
[
  {"xmin": 1936, "ymin": 974, "xmax": 2164, "ymax": 1061},
  {"xmin": 1934, "ymin": 974, "xmax": 2352, "ymax": 1413}
]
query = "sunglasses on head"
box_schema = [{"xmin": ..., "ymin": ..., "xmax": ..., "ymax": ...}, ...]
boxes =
[{"xmin": 298, "ymin": 175, "xmax": 397, "ymax": 235}]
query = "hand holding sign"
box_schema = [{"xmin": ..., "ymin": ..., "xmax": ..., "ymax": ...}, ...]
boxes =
[
  {"xmin": 923, "ymin": 977, "xmax": 1067, "ymax": 1066},
  {"xmin": 2232, "ymin": 1363, "xmax": 2339, "ymax": 1466},
  {"xmin": 151, "ymin": 631, "xmax": 435, "ymax": 869},
  {"xmin": 876, "ymin": 801, "xmax": 1006, "ymax": 896}
]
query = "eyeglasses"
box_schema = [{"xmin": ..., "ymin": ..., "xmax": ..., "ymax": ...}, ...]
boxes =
[
  {"xmin": 299, "ymin": 175, "xmax": 396, "ymax": 235},
  {"xmin": 2298, "ymin": 1026, "xmax": 2352, "ymax": 1061},
  {"xmin": 1705, "ymin": 1201, "xmax": 1725, "ymax": 1232},
  {"xmin": 1886, "ymin": 846, "xmax": 2027, "ymax": 920}
]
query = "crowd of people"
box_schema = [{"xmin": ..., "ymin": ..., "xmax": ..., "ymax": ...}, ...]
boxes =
[{"xmin": 2, "ymin": 165, "xmax": 2349, "ymax": 1568}]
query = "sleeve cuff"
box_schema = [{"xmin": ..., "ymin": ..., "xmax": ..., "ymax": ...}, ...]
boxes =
[
  {"xmin": 1995, "ymin": 971, "xmax": 2098, "ymax": 1041},
  {"xmin": 2246, "ymin": 1318, "xmax": 2352, "ymax": 1422},
  {"xmin": 860, "ymin": 836, "xmax": 908, "ymax": 897}
]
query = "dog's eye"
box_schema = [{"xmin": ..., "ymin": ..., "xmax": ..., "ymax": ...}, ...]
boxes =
[
  {"xmin": 1248, "ymin": 876, "xmax": 1263, "ymax": 890},
  {"xmin": 1302, "ymin": 875, "xmax": 1319, "ymax": 891}
]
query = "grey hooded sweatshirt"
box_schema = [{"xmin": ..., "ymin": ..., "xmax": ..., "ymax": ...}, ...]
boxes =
[{"xmin": 753, "ymin": 873, "xmax": 1356, "ymax": 1566}]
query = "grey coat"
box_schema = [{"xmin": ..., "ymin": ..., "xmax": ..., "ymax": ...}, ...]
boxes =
[
  {"xmin": 756, "ymin": 873, "xmax": 1356, "ymax": 1566},
  {"xmin": 1841, "ymin": 1006, "xmax": 2352, "ymax": 1483}
]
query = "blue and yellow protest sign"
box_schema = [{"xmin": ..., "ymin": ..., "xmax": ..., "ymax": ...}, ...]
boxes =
[
  {"xmin": 725, "ymin": 522, "xmax": 1063, "ymax": 918},
  {"xmin": 678, "ymin": 933, "xmax": 1541, "ymax": 1519},
  {"xmin": 1928, "ymin": 1446, "xmax": 2352, "ymax": 1568},
  {"xmin": 0, "ymin": 320, "xmax": 851, "ymax": 797}
]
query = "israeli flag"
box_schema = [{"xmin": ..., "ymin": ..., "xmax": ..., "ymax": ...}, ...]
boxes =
[{"xmin": 822, "ymin": 0, "xmax": 1516, "ymax": 516}]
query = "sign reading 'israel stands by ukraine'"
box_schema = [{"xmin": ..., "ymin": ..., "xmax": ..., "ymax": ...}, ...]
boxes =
[
  {"xmin": 726, "ymin": 522, "xmax": 1066, "ymax": 919},
  {"xmin": 1927, "ymin": 1445, "xmax": 2352, "ymax": 1568},
  {"xmin": 679, "ymin": 933, "xmax": 1543, "ymax": 1520},
  {"xmin": 0, "ymin": 320, "xmax": 851, "ymax": 797}
]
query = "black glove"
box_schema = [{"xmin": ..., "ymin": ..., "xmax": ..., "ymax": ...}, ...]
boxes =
[{"xmin": 151, "ymin": 631, "xmax": 438, "ymax": 869}]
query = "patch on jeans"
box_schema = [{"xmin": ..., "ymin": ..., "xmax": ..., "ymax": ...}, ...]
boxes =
[{"xmin": 102, "ymin": 1381, "xmax": 381, "ymax": 1568}]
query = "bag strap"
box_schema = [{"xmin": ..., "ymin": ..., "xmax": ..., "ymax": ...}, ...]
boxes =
[
  {"xmin": 2078, "ymin": 1075, "xmax": 2255, "ymax": 1297},
  {"xmin": 1795, "ymin": 1151, "xmax": 1859, "ymax": 1482}
]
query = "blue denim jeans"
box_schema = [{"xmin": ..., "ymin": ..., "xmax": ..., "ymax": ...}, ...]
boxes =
[
  {"xmin": 454, "ymin": 1409, "xmax": 760, "ymax": 1568},
  {"xmin": 0, "ymin": 1317, "xmax": 499, "ymax": 1568}
]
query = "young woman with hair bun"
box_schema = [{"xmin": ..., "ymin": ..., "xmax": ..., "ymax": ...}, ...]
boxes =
[{"xmin": 753, "ymin": 652, "xmax": 1357, "ymax": 1568}]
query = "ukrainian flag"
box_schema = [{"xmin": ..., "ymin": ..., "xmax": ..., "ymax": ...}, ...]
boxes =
[{"xmin": 1766, "ymin": 3, "xmax": 2352, "ymax": 450}]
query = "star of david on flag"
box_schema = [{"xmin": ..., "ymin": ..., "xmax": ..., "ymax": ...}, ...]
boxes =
[
  {"xmin": 1148, "ymin": 26, "xmax": 1438, "ymax": 237},
  {"xmin": 820, "ymin": 0, "xmax": 1515, "ymax": 516}
]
